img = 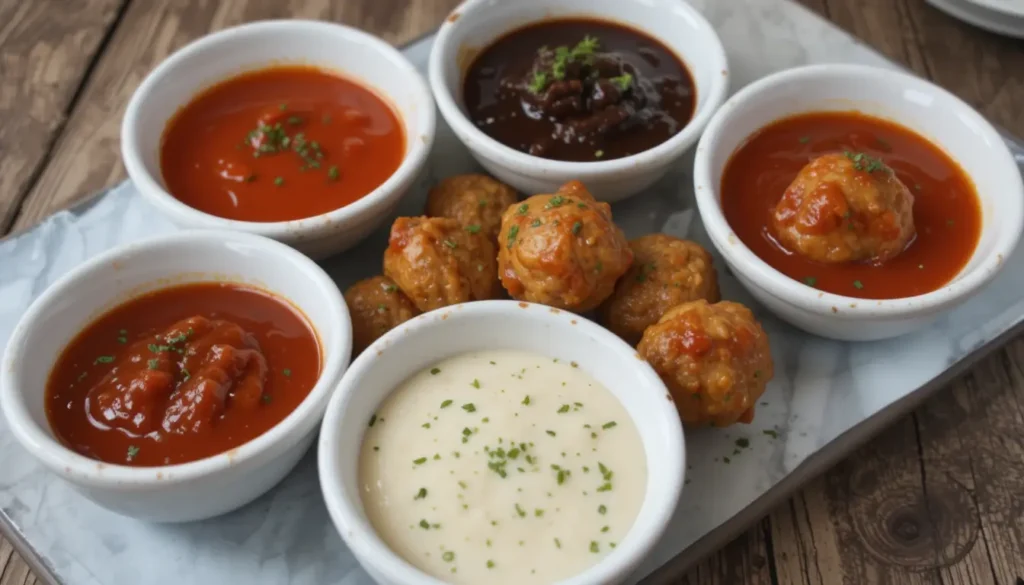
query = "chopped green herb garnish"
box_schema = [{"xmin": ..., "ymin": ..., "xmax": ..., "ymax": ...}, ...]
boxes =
[
  {"xmin": 147, "ymin": 359, "xmax": 160, "ymax": 370},
  {"xmin": 528, "ymin": 71, "xmax": 549, "ymax": 94},
  {"xmin": 522, "ymin": 395, "xmax": 531, "ymax": 406},
  {"xmin": 590, "ymin": 541, "xmax": 600, "ymax": 553},
  {"xmin": 471, "ymin": 379, "xmax": 481, "ymax": 389},
  {"xmin": 602, "ymin": 421, "xmax": 617, "ymax": 430},
  {"xmin": 557, "ymin": 404, "xmax": 570, "ymax": 413},
  {"xmin": 94, "ymin": 355, "xmax": 114, "ymax": 364},
  {"xmin": 327, "ymin": 165, "xmax": 340, "ymax": 181},
  {"xmin": 803, "ymin": 276, "xmax": 817, "ymax": 287},
  {"xmin": 736, "ymin": 438, "xmax": 750, "ymax": 448},
  {"xmin": 413, "ymin": 457, "xmax": 427, "ymax": 465},
  {"xmin": 369, "ymin": 414, "xmax": 377, "ymax": 427},
  {"xmin": 598, "ymin": 504, "xmax": 607, "ymax": 515},
  {"xmin": 126, "ymin": 445, "xmax": 140, "ymax": 461},
  {"xmin": 610, "ymin": 73, "xmax": 633, "ymax": 91},
  {"xmin": 546, "ymin": 195, "xmax": 566, "ymax": 208},
  {"xmin": 465, "ymin": 224, "xmax": 481, "ymax": 234},
  {"xmin": 594, "ymin": 150, "xmax": 604, "ymax": 158},
  {"xmin": 274, "ymin": 176, "xmax": 285, "ymax": 187},
  {"xmin": 506, "ymin": 225, "xmax": 520, "ymax": 249},
  {"xmin": 462, "ymin": 403, "xmax": 477, "ymax": 413},
  {"xmin": 117, "ymin": 336, "xmax": 127, "ymax": 344},
  {"xmin": 555, "ymin": 538, "xmax": 562, "ymax": 549},
  {"xmin": 572, "ymin": 221, "xmax": 582, "ymax": 235},
  {"xmin": 843, "ymin": 150, "xmax": 888, "ymax": 173},
  {"xmin": 283, "ymin": 368, "xmax": 292, "ymax": 377},
  {"xmin": 546, "ymin": 430, "xmax": 556, "ymax": 437},
  {"xmin": 441, "ymin": 399, "xmax": 453, "ymax": 408},
  {"xmin": 515, "ymin": 503, "xmax": 527, "ymax": 517},
  {"xmin": 597, "ymin": 483, "xmax": 612, "ymax": 492},
  {"xmin": 853, "ymin": 280, "xmax": 864, "ymax": 290},
  {"xmin": 261, "ymin": 394, "xmax": 272, "ymax": 404},
  {"xmin": 414, "ymin": 488, "xmax": 427, "ymax": 500},
  {"xmin": 431, "ymin": 367, "xmax": 441, "ymax": 375},
  {"xmin": 517, "ymin": 203, "xmax": 529, "ymax": 215},
  {"xmin": 443, "ymin": 239, "xmax": 458, "ymax": 249}
]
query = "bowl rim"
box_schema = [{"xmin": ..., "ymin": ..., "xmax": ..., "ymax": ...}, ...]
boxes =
[
  {"xmin": 0, "ymin": 229, "xmax": 352, "ymax": 488},
  {"xmin": 317, "ymin": 299, "xmax": 686, "ymax": 585},
  {"xmin": 692, "ymin": 62, "xmax": 1024, "ymax": 318},
  {"xmin": 120, "ymin": 19, "xmax": 436, "ymax": 236},
  {"xmin": 427, "ymin": 0, "xmax": 729, "ymax": 176}
]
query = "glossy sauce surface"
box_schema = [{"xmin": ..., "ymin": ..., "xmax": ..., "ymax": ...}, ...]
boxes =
[
  {"xmin": 46, "ymin": 283, "xmax": 320, "ymax": 466},
  {"xmin": 464, "ymin": 19, "xmax": 695, "ymax": 162},
  {"xmin": 721, "ymin": 112, "xmax": 981, "ymax": 299},
  {"xmin": 161, "ymin": 66, "xmax": 404, "ymax": 222},
  {"xmin": 359, "ymin": 350, "xmax": 646, "ymax": 585}
]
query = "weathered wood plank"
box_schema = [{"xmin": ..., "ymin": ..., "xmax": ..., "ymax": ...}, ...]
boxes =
[
  {"xmin": 9, "ymin": 0, "xmax": 460, "ymax": 232},
  {"xmin": 0, "ymin": 0, "xmax": 126, "ymax": 234},
  {"xmin": 679, "ymin": 518, "xmax": 774, "ymax": 585}
]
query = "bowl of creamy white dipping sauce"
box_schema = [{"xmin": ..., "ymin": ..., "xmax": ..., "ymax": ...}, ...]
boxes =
[{"xmin": 318, "ymin": 300, "xmax": 685, "ymax": 585}]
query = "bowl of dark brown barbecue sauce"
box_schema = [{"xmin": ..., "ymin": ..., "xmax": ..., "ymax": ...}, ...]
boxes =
[
  {"xmin": 428, "ymin": 0, "xmax": 728, "ymax": 202},
  {"xmin": 464, "ymin": 19, "xmax": 696, "ymax": 163}
]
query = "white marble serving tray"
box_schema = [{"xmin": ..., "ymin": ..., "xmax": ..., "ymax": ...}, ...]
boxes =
[{"xmin": 3, "ymin": 1, "xmax": 1024, "ymax": 583}]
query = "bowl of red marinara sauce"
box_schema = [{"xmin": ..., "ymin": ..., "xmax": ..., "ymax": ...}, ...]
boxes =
[
  {"xmin": 121, "ymin": 20, "xmax": 435, "ymax": 260},
  {"xmin": 0, "ymin": 230, "xmax": 351, "ymax": 522}
]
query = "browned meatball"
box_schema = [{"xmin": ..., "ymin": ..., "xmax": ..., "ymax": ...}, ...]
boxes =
[
  {"xmin": 497, "ymin": 180, "xmax": 632, "ymax": 312},
  {"xmin": 599, "ymin": 234, "xmax": 720, "ymax": 345},
  {"xmin": 344, "ymin": 276, "xmax": 420, "ymax": 354},
  {"xmin": 383, "ymin": 216, "xmax": 502, "ymax": 312},
  {"xmin": 425, "ymin": 174, "xmax": 519, "ymax": 240},
  {"xmin": 638, "ymin": 300, "xmax": 773, "ymax": 427},
  {"xmin": 772, "ymin": 152, "xmax": 915, "ymax": 264}
]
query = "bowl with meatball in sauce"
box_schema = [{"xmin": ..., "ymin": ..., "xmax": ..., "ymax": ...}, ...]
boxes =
[
  {"xmin": 318, "ymin": 300, "xmax": 684, "ymax": 585},
  {"xmin": 0, "ymin": 231, "xmax": 352, "ymax": 522},
  {"xmin": 428, "ymin": 0, "xmax": 728, "ymax": 202},
  {"xmin": 693, "ymin": 63, "xmax": 1024, "ymax": 341},
  {"xmin": 122, "ymin": 20, "xmax": 435, "ymax": 259}
]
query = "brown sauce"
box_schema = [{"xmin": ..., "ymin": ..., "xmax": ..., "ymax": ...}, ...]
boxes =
[{"xmin": 463, "ymin": 19, "xmax": 696, "ymax": 162}]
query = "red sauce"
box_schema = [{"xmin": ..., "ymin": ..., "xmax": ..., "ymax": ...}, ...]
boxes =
[
  {"xmin": 721, "ymin": 111, "xmax": 982, "ymax": 299},
  {"xmin": 161, "ymin": 66, "xmax": 405, "ymax": 223},
  {"xmin": 46, "ymin": 283, "xmax": 320, "ymax": 466}
]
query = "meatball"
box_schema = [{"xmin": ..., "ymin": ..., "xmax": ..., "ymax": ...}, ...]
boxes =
[
  {"xmin": 638, "ymin": 300, "xmax": 773, "ymax": 427},
  {"xmin": 599, "ymin": 234, "xmax": 721, "ymax": 345},
  {"xmin": 344, "ymin": 276, "xmax": 420, "ymax": 354},
  {"xmin": 425, "ymin": 174, "xmax": 519, "ymax": 240},
  {"xmin": 383, "ymin": 216, "xmax": 502, "ymax": 312},
  {"xmin": 497, "ymin": 180, "xmax": 632, "ymax": 312},
  {"xmin": 772, "ymin": 152, "xmax": 915, "ymax": 264}
]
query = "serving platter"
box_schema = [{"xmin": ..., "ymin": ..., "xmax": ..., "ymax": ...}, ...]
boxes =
[{"xmin": 2, "ymin": 0, "xmax": 1024, "ymax": 583}]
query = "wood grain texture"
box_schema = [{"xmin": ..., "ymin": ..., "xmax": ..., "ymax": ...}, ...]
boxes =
[
  {"xmin": 9, "ymin": 0, "xmax": 461, "ymax": 232},
  {"xmin": 0, "ymin": 0, "xmax": 125, "ymax": 233}
]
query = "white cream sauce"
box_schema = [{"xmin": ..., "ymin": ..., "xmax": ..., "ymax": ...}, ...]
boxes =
[{"xmin": 359, "ymin": 349, "xmax": 647, "ymax": 585}]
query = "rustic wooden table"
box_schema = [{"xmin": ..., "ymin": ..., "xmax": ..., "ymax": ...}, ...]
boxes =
[{"xmin": 1, "ymin": 0, "xmax": 1023, "ymax": 583}]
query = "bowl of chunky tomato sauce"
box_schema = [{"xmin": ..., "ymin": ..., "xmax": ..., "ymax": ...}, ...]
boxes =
[
  {"xmin": 693, "ymin": 64, "xmax": 1024, "ymax": 341},
  {"xmin": 122, "ymin": 20, "xmax": 435, "ymax": 259},
  {"xmin": 0, "ymin": 231, "xmax": 352, "ymax": 522}
]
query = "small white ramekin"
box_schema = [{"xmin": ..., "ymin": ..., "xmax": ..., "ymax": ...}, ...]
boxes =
[
  {"xmin": 122, "ymin": 20, "xmax": 435, "ymax": 260},
  {"xmin": 0, "ymin": 231, "xmax": 352, "ymax": 522},
  {"xmin": 428, "ymin": 0, "xmax": 728, "ymax": 202},
  {"xmin": 693, "ymin": 64, "xmax": 1024, "ymax": 341},
  {"xmin": 318, "ymin": 300, "xmax": 684, "ymax": 585}
]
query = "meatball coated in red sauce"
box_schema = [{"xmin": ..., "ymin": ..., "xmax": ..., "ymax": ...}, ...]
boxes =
[
  {"xmin": 772, "ymin": 152, "xmax": 915, "ymax": 264},
  {"xmin": 638, "ymin": 300, "xmax": 773, "ymax": 427},
  {"xmin": 424, "ymin": 174, "xmax": 519, "ymax": 241},
  {"xmin": 88, "ymin": 316, "xmax": 268, "ymax": 437},
  {"xmin": 46, "ymin": 283, "xmax": 320, "ymax": 467},
  {"xmin": 599, "ymin": 234, "xmax": 720, "ymax": 345},
  {"xmin": 498, "ymin": 180, "xmax": 633, "ymax": 312},
  {"xmin": 383, "ymin": 216, "xmax": 502, "ymax": 313}
]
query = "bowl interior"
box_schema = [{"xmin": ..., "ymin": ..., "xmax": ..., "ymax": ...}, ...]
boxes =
[
  {"xmin": 126, "ymin": 21, "xmax": 430, "ymax": 195},
  {"xmin": 322, "ymin": 300, "xmax": 684, "ymax": 583},
  {"xmin": 436, "ymin": 0, "xmax": 723, "ymax": 119},
  {"xmin": 6, "ymin": 233, "xmax": 348, "ymax": 464},
  {"xmin": 700, "ymin": 67, "xmax": 1021, "ymax": 288}
]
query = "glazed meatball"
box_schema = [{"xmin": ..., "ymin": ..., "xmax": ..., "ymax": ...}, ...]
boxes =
[
  {"xmin": 773, "ymin": 152, "xmax": 915, "ymax": 264},
  {"xmin": 638, "ymin": 300, "xmax": 773, "ymax": 427},
  {"xmin": 344, "ymin": 276, "xmax": 420, "ymax": 354},
  {"xmin": 599, "ymin": 234, "xmax": 721, "ymax": 345},
  {"xmin": 425, "ymin": 174, "xmax": 519, "ymax": 240},
  {"xmin": 497, "ymin": 180, "xmax": 632, "ymax": 312},
  {"xmin": 383, "ymin": 216, "xmax": 502, "ymax": 312}
]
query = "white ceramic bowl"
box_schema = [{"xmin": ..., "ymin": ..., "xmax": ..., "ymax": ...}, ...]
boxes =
[
  {"xmin": 693, "ymin": 64, "xmax": 1024, "ymax": 341},
  {"xmin": 428, "ymin": 0, "xmax": 728, "ymax": 202},
  {"xmin": 0, "ymin": 231, "xmax": 352, "ymax": 522},
  {"xmin": 122, "ymin": 20, "xmax": 435, "ymax": 260},
  {"xmin": 318, "ymin": 300, "xmax": 684, "ymax": 585}
]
